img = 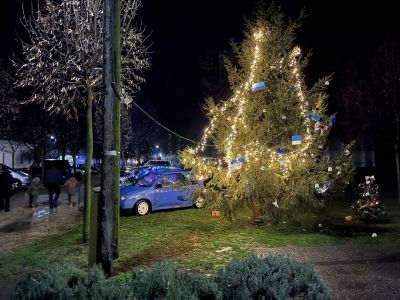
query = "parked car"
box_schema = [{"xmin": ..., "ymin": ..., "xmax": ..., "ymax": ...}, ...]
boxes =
[
  {"xmin": 120, "ymin": 170, "xmax": 205, "ymax": 216},
  {"xmin": 0, "ymin": 163, "xmax": 32, "ymax": 189},
  {"xmin": 143, "ymin": 160, "xmax": 172, "ymax": 167},
  {"xmin": 121, "ymin": 165, "xmax": 183, "ymax": 187}
]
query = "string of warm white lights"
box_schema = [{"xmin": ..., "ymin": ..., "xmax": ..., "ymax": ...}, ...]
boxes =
[{"xmin": 188, "ymin": 28, "xmax": 320, "ymax": 176}]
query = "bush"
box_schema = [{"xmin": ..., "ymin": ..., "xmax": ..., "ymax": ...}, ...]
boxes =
[
  {"xmin": 12, "ymin": 262, "xmax": 126, "ymax": 300},
  {"xmin": 216, "ymin": 255, "xmax": 329, "ymax": 300},
  {"xmin": 126, "ymin": 262, "xmax": 221, "ymax": 300},
  {"xmin": 13, "ymin": 256, "xmax": 328, "ymax": 300},
  {"xmin": 12, "ymin": 262, "xmax": 85, "ymax": 300}
]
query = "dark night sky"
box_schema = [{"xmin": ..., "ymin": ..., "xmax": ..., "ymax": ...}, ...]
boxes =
[{"xmin": 1, "ymin": 0, "xmax": 399, "ymax": 144}]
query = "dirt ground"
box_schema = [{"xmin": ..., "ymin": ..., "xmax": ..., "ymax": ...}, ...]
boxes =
[{"xmin": 255, "ymin": 244, "xmax": 400, "ymax": 300}]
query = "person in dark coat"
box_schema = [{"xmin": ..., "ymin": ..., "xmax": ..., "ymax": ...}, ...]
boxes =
[
  {"xmin": 44, "ymin": 165, "xmax": 64, "ymax": 212},
  {"xmin": 0, "ymin": 165, "xmax": 14, "ymax": 212}
]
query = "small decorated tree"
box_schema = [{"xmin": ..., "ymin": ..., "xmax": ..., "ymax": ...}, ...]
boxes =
[{"xmin": 180, "ymin": 4, "xmax": 354, "ymax": 222}]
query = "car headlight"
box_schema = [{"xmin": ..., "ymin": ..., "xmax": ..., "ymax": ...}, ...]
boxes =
[{"xmin": 121, "ymin": 195, "xmax": 126, "ymax": 201}]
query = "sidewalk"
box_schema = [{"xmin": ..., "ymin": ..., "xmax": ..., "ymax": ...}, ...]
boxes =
[
  {"xmin": 0, "ymin": 188, "xmax": 84, "ymax": 300},
  {"xmin": 255, "ymin": 244, "xmax": 400, "ymax": 300},
  {"xmin": 0, "ymin": 189, "xmax": 82, "ymax": 254}
]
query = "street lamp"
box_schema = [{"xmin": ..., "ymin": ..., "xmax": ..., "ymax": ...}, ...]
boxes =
[{"xmin": 155, "ymin": 145, "xmax": 159, "ymax": 159}]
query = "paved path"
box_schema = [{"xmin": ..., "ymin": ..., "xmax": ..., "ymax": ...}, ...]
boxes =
[{"xmin": 255, "ymin": 245, "xmax": 400, "ymax": 300}]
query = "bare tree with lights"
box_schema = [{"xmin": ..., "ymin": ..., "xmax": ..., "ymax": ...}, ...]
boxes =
[
  {"xmin": 14, "ymin": 0, "xmax": 149, "ymax": 241},
  {"xmin": 370, "ymin": 38, "xmax": 400, "ymax": 206},
  {"xmin": 180, "ymin": 4, "xmax": 354, "ymax": 223},
  {"xmin": 0, "ymin": 63, "xmax": 24, "ymax": 169}
]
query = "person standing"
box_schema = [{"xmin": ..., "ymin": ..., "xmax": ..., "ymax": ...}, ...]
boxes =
[
  {"xmin": 44, "ymin": 165, "xmax": 64, "ymax": 212},
  {"xmin": 63, "ymin": 175, "xmax": 80, "ymax": 206},
  {"xmin": 26, "ymin": 177, "xmax": 42, "ymax": 208},
  {"xmin": 0, "ymin": 165, "xmax": 14, "ymax": 212}
]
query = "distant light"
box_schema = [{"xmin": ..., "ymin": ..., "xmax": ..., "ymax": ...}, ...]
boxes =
[{"xmin": 50, "ymin": 135, "xmax": 55, "ymax": 140}]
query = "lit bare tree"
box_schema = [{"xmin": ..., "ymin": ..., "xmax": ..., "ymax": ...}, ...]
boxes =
[
  {"xmin": 0, "ymin": 63, "xmax": 23, "ymax": 168},
  {"xmin": 13, "ymin": 0, "xmax": 149, "ymax": 241},
  {"xmin": 370, "ymin": 38, "xmax": 400, "ymax": 205}
]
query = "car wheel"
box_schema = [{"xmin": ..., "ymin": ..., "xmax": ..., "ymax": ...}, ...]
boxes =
[
  {"xmin": 135, "ymin": 200, "xmax": 150, "ymax": 216},
  {"xmin": 194, "ymin": 196, "xmax": 205, "ymax": 208}
]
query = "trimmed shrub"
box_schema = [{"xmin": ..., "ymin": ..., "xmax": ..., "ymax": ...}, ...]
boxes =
[
  {"xmin": 216, "ymin": 255, "xmax": 329, "ymax": 300},
  {"xmin": 13, "ymin": 256, "xmax": 328, "ymax": 300},
  {"xmin": 126, "ymin": 262, "xmax": 221, "ymax": 300},
  {"xmin": 12, "ymin": 262, "xmax": 86, "ymax": 300},
  {"xmin": 12, "ymin": 262, "xmax": 126, "ymax": 300}
]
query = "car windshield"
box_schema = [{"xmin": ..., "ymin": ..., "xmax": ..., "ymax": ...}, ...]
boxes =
[{"xmin": 137, "ymin": 173, "xmax": 160, "ymax": 187}]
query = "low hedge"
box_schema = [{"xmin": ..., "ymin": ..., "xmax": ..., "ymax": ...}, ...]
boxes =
[{"xmin": 13, "ymin": 255, "xmax": 329, "ymax": 300}]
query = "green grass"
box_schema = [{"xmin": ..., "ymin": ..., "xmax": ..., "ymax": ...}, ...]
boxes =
[{"xmin": 1, "ymin": 200, "xmax": 399, "ymax": 278}]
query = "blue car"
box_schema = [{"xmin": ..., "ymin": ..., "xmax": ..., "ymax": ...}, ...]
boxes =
[{"xmin": 120, "ymin": 170, "xmax": 205, "ymax": 216}]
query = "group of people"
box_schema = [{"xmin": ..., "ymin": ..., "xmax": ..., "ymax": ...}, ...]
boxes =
[{"xmin": 0, "ymin": 165, "xmax": 80, "ymax": 213}]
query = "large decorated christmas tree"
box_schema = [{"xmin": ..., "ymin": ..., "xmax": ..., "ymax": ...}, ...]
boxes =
[{"xmin": 180, "ymin": 5, "xmax": 354, "ymax": 222}]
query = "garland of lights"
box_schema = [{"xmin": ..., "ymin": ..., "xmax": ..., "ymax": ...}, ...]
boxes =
[{"xmin": 189, "ymin": 28, "xmax": 320, "ymax": 176}]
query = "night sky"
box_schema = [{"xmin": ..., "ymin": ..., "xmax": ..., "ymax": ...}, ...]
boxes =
[{"xmin": 1, "ymin": 0, "xmax": 399, "ymax": 143}]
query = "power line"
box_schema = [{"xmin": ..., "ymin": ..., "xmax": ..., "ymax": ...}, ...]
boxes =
[{"xmin": 111, "ymin": 83, "xmax": 215, "ymax": 147}]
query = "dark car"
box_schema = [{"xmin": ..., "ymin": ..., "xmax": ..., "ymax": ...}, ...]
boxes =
[
  {"xmin": 0, "ymin": 163, "xmax": 32, "ymax": 189},
  {"xmin": 27, "ymin": 159, "xmax": 72, "ymax": 180}
]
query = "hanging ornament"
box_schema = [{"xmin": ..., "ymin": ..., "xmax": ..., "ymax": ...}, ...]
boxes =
[
  {"xmin": 314, "ymin": 121, "xmax": 328, "ymax": 135},
  {"xmin": 291, "ymin": 135, "xmax": 302, "ymax": 145},
  {"xmin": 315, "ymin": 181, "xmax": 331, "ymax": 194},
  {"xmin": 328, "ymin": 166, "xmax": 332, "ymax": 172},
  {"xmin": 344, "ymin": 149, "xmax": 351, "ymax": 156},
  {"xmin": 329, "ymin": 115, "xmax": 336, "ymax": 127},
  {"xmin": 272, "ymin": 200, "xmax": 279, "ymax": 208},
  {"xmin": 281, "ymin": 115, "xmax": 287, "ymax": 120},
  {"xmin": 260, "ymin": 166, "xmax": 265, "ymax": 171},
  {"xmin": 230, "ymin": 158, "xmax": 243, "ymax": 170},
  {"xmin": 310, "ymin": 111, "xmax": 321, "ymax": 122},
  {"xmin": 336, "ymin": 166, "xmax": 341, "ymax": 175},
  {"xmin": 325, "ymin": 80, "xmax": 330, "ymax": 86},
  {"xmin": 263, "ymin": 108, "xmax": 267, "ymax": 113},
  {"xmin": 276, "ymin": 148, "xmax": 285, "ymax": 155},
  {"xmin": 252, "ymin": 81, "xmax": 266, "ymax": 92}
]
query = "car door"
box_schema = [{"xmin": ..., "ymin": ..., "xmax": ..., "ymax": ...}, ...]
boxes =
[{"xmin": 154, "ymin": 174, "xmax": 180, "ymax": 209}]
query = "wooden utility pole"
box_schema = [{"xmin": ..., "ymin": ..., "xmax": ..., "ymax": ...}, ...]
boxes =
[
  {"xmin": 113, "ymin": 0, "xmax": 121, "ymax": 260},
  {"xmin": 98, "ymin": 0, "xmax": 117, "ymax": 276}
]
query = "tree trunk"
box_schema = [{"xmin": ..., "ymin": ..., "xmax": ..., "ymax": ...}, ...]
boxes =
[
  {"xmin": 395, "ymin": 146, "xmax": 400, "ymax": 207},
  {"xmin": 41, "ymin": 137, "xmax": 46, "ymax": 179},
  {"xmin": 61, "ymin": 141, "xmax": 66, "ymax": 160},
  {"xmin": 395, "ymin": 112, "xmax": 400, "ymax": 207},
  {"xmin": 83, "ymin": 85, "xmax": 93, "ymax": 243},
  {"xmin": 98, "ymin": 0, "xmax": 116, "ymax": 276},
  {"xmin": 11, "ymin": 150, "xmax": 15, "ymax": 169},
  {"xmin": 113, "ymin": 0, "xmax": 121, "ymax": 260},
  {"xmin": 252, "ymin": 203, "xmax": 263, "ymax": 224}
]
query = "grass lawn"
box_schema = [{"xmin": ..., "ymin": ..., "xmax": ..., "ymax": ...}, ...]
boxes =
[{"xmin": 1, "ymin": 198, "xmax": 399, "ymax": 278}]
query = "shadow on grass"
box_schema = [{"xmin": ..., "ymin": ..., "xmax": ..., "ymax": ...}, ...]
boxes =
[{"xmin": 113, "ymin": 240, "xmax": 196, "ymax": 275}]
